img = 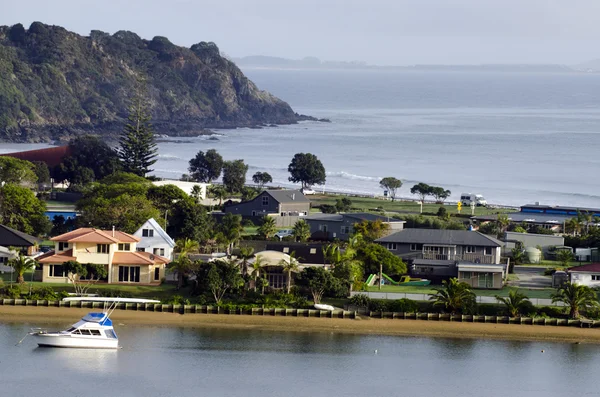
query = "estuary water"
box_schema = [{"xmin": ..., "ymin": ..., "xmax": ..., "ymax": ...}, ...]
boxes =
[
  {"xmin": 1, "ymin": 320, "xmax": 599, "ymax": 397},
  {"xmin": 2, "ymin": 69, "xmax": 600, "ymax": 207}
]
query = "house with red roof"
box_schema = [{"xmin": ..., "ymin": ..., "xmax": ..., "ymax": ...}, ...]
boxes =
[
  {"xmin": 37, "ymin": 228, "xmax": 169, "ymax": 285},
  {"xmin": 568, "ymin": 263, "xmax": 600, "ymax": 287}
]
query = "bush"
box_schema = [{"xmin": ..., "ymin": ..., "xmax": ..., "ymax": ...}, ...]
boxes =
[
  {"xmin": 95, "ymin": 289, "xmax": 133, "ymax": 298},
  {"xmin": 29, "ymin": 286, "xmax": 60, "ymax": 300},
  {"xmin": 537, "ymin": 306, "xmax": 565, "ymax": 318},
  {"xmin": 367, "ymin": 299, "xmax": 389, "ymax": 312},
  {"xmin": 165, "ymin": 295, "xmax": 190, "ymax": 305},
  {"xmin": 388, "ymin": 298, "xmax": 419, "ymax": 313},
  {"xmin": 349, "ymin": 293, "xmax": 371, "ymax": 307},
  {"xmin": 1, "ymin": 284, "xmax": 22, "ymax": 299},
  {"xmin": 320, "ymin": 204, "xmax": 337, "ymax": 214}
]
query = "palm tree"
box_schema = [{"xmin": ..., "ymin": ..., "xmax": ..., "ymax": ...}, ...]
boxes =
[
  {"xmin": 496, "ymin": 214, "xmax": 510, "ymax": 236},
  {"xmin": 258, "ymin": 216, "xmax": 277, "ymax": 240},
  {"xmin": 495, "ymin": 289, "xmax": 530, "ymax": 317},
  {"xmin": 209, "ymin": 185, "xmax": 227, "ymax": 206},
  {"xmin": 430, "ymin": 278, "xmax": 476, "ymax": 314},
  {"xmin": 8, "ymin": 254, "xmax": 34, "ymax": 284},
  {"xmin": 565, "ymin": 217, "xmax": 583, "ymax": 236},
  {"xmin": 556, "ymin": 249, "xmax": 575, "ymax": 268},
  {"xmin": 237, "ymin": 246, "xmax": 254, "ymax": 276},
  {"xmin": 250, "ymin": 255, "xmax": 265, "ymax": 292},
  {"xmin": 279, "ymin": 251, "xmax": 300, "ymax": 294},
  {"xmin": 322, "ymin": 243, "xmax": 342, "ymax": 266},
  {"xmin": 552, "ymin": 282, "xmax": 599, "ymax": 319},
  {"xmin": 169, "ymin": 238, "xmax": 199, "ymax": 290},
  {"xmin": 292, "ymin": 219, "xmax": 311, "ymax": 242}
]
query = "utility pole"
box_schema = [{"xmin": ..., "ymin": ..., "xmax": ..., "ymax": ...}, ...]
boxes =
[{"xmin": 379, "ymin": 263, "xmax": 383, "ymax": 291}]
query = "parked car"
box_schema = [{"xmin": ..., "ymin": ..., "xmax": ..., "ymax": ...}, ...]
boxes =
[
  {"xmin": 275, "ymin": 229, "xmax": 294, "ymax": 240},
  {"xmin": 460, "ymin": 193, "xmax": 488, "ymax": 207},
  {"xmin": 301, "ymin": 188, "xmax": 316, "ymax": 195}
]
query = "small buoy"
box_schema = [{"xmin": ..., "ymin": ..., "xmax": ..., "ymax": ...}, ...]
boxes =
[
  {"xmin": 541, "ymin": 350, "xmax": 545, "ymax": 353},
  {"xmin": 374, "ymin": 349, "xmax": 378, "ymax": 354}
]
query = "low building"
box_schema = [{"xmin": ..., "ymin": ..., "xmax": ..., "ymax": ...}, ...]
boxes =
[
  {"xmin": 37, "ymin": 228, "xmax": 169, "ymax": 285},
  {"xmin": 224, "ymin": 189, "xmax": 310, "ymax": 227},
  {"xmin": 133, "ymin": 218, "xmax": 176, "ymax": 260},
  {"xmin": 0, "ymin": 224, "xmax": 42, "ymax": 258},
  {"xmin": 568, "ymin": 263, "xmax": 600, "ymax": 287},
  {"xmin": 152, "ymin": 180, "xmax": 210, "ymax": 200},
  {"xmin": 305, "ymin": 212, "xmax": 405, "ymax": 241},
  {"xmin": 376, "ymin": 229, "xmax": 504, "ymax": 288},
  {"xmin": 503, "ymin": 231, "xmax": 564, "ymax": 256}
]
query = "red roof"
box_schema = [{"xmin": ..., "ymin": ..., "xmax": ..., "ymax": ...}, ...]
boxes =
[
  {"xmin": 37, "ymin": 249, "xmax": 76, "ymax": 264},
  {"xmin": 113, "ymin": 251, "xmax": 170, "ymax": 265},
  {"xmin": 51, "ymin": 228, "xmax": 140, "ymax": 243},
  {"xmin": 568, "ymin": 263, "xmax": 600, "ymax": 273},
  {"xmin": 0, "ymin": 146, "xmax": 71, "ymax": 167}
]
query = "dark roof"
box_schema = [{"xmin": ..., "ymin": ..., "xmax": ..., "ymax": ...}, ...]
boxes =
[
  {"xmin": 0, "ymin": 145, "xmax": 71, "ymax": 167},
  {"xmin": 473, "ymin": 212, "xmax": 572, "ymax": 224},
  {"xmin": 266, "ymin": 190, "xmax": 310, "ymax": 204},
  {"xmin": 521, "ymin": 204, "xmax": 600, "ymax": 214},
  {"xmin": 265, "ymin": 242, "xmax": 326, "ymax": 264},
  {"xmin": 376, "ymin": 229, "xmax": 502, "ymax": 247},
  {"xmin": 568, "ymin": 263, "xmax": 600, "ymax": 273},
  {"xmin": 0, "ymin": 224, "xmax": 42, "ymax": 247},
  {"xmin": 305, "ymin": 212, "xmax": 405, "ymax": 223}
]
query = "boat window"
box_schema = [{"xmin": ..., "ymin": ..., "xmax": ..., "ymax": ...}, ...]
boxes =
[
  {"xmin": 105, "ymin": 329, "xmax": 117, "ymax": 339},
  {"xmin": 66, "ymin": 327, "xmax": 76, "ymax": 333},
  {"xmin": 90, "ymin": 329, "xmax": 101, "ymax": 336},
  {"xmin": 80, "ymin": 329, "xmax": 92, "ymax": 335},
  {"xmin": 73, "ymin": 329, "xmax": 82, "ymax": 335}
]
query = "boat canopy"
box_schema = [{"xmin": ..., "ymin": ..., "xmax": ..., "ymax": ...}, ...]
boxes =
[{"xmin": 82, "ymin": 312, "xmax": 108, "ymax": 323}]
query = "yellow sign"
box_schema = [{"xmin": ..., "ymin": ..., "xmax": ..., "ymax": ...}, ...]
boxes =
[{"xmin": 457, "ymin": 202, "xmax": 462, "ymax": 213}]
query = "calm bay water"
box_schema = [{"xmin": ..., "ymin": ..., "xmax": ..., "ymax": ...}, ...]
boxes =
[
  {"xmin": 1, "ymin": 320, "xmax": 599, "ymax": 397},
  {"xmin": 2, "ymin": 70, "xmax": 600, "ymax": 207}
]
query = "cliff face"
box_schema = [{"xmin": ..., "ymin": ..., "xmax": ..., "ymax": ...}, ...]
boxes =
[{"xmin": 0, "ymin": 22, "xmax": 300, "ymax": 142}]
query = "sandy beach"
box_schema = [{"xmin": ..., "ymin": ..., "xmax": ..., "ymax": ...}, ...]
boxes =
[{"xmin": 2, "ymin": 305, "xmax": 600, "ymax": 343}]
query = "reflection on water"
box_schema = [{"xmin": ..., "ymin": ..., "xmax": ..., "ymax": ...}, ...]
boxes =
[{"xmin": 2, "ymin": 321, "xmax": 600, "ymax": 397}]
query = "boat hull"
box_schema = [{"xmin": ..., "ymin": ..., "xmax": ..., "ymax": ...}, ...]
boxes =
[
  {"xmin": 400, "ymin": 280, "xmax": 431, "ymax": 286},
  {"xmin": 33, "ymin": 334, "xmax": 119, "ymax": 349},
  {"xmin": 314, "ymin": 304, "xmax": 335, "ymax": 311}
]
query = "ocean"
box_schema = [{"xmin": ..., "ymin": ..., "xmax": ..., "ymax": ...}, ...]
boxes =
[{"xmin": 2, "ymin": 69, "xmax": 600, "ymax": 207}]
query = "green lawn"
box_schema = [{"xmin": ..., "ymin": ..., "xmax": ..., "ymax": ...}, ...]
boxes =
[{"xmin": 308, "ymin": 194, "xmax": 513, "ymax": 217}]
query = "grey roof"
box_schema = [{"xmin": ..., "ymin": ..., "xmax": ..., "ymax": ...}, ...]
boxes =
[
  {"xmin": 265, "ymin": 190, "xmax": 310, "ymax": 204},
  {"xmin": 0, "ymin": 224, "xmax": 42, "ymax": 247},
  {"xmin": 473, "ymin": 212, "xmax": 572, "ymax": 224},
  {"xmin": 305, "ymin": 213, "xmax": 344, "ymax": 222},
  {"xmin": 305, "ymin": 212, "xmax": 406, "ymax": 223},
  {"xmin": 376, "ymin": 229, "xmax": 502, "ymax": 247}
]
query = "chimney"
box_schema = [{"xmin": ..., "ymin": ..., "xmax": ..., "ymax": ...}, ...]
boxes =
[{"xmin": 112, "ymin": 226, "xmax": 115, "ymax": 237}]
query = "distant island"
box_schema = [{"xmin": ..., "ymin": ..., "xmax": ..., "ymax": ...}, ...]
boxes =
[
  {"xmin": 0, "ymin": 23, "xmax": 316, "ymax": 143},
  {"xmin": 232, "ymin": 55, "xmax": 576, "ymax": 73}
]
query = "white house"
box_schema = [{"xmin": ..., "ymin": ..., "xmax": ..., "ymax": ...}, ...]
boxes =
[
  {"xmin": 152, "ymin": 180, "xmax": 210, "ymax": 200},
  {"xmin": 568, "ymin": 263, "xmax": 600, "ymax": 287},
  {"xmin": 133, "ymin": 218, "xmax": 176, "ymax": 260}
]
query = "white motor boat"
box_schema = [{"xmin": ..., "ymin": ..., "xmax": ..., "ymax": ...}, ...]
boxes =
[
  {"xmin": 314, "ymin": 304, "xmax": 335, "ymax": 311},
  {"xmin": 30, "ymin": 297, "xmax": 160, "ymax": 349}
]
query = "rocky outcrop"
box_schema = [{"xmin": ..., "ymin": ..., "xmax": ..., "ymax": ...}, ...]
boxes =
[{"xmin": 0, "ymin": 23, "xmax": 305, "ymax": 142}]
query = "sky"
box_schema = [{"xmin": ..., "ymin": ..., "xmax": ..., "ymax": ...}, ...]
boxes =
[{"xmin": 2, "ymin": 0, "xmax": 599, "ymax": 65}]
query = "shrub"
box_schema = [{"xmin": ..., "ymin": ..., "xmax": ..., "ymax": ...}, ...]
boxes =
[
  {"xmin": 349, "ymin": 294, "xmax": 371, "ymax": 307},
  {"xmin": 1, "ymin": 284, "xmax": 22, "ymax": 299},
  {"xmin": 537, "ymin": 306, "xmax": 565, "ymax": 318},
  {"xmin": 165, "ymin": 295, "xmax": 190, "ymax": 305},
  {"xmin": 388, "ymin": 298, "xmax": 419, "ymax": 313},
  {"xmin": 29, "ymin": 286, "xmax": 59, "ymax": 300},
  {"xmin": 367, "ymin": 299, "xmax": 389, "ymax": 312}
]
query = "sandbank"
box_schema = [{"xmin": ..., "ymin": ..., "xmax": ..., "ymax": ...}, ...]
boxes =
[{"xmin": 1, "ymin": 305, "xmax": 599, "ymax": 343}]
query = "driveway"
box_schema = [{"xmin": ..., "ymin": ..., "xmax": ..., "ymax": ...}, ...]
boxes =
[{"xmin": 511, "ymin": 266, "xmax": 553, "ymax": 288}]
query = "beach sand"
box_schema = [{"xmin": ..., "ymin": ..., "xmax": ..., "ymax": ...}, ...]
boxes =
[{"xmin": 2, "ymin": 306, "xmax": 600, "ymax": 343}]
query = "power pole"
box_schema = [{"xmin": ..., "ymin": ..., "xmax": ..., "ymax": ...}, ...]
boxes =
[{"xmin": 378, "ymin": 263, "xmax": 383, "ymax": 290}]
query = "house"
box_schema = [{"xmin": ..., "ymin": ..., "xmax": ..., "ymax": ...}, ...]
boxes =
[
  {"xmin": 224, "ymin": 189, "xmax": 310, "ymax": 227},
  {"xmin": 305, "ymin": 212, "xmax": 405, "ymax": 241},
  {"xmin": 152, "ymin": 180, "xmax": 210, "ymax": 200},
  {"xmin": 503, "ymin": 231, "xmax": 564, "ymax": 256},
  {"xmin": 376, "ymin": 229, "xmax": 504, "ymax": 289},
  {"xmin": 0, "ymin": 224, "xmax": 42, "ymax": 259},
  {"xmin": 133, "ymin": 218, "xmax": 176, "ymax": 260},
  {"xmin": 37, "ymin": 228, "xmax": 169, "ymax": 284},
  {"xmin": 568, "ymin": 263, "xmax": 600, "ymax": 287}
]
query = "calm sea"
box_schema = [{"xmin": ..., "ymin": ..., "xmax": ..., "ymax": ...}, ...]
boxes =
[
  {"xmin": 1, "ymin": 320, "xmax": 599, "ymax": 397},
  {"xmin": 2, "ymin": 69, "xmax": 600, "ymax": 207}
]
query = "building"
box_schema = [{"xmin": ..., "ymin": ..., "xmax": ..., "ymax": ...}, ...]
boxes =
[
  {"xmin": 152, "ymin": 180, "xmax": 210, "ymax": 200},
  {"xmin": 503, "ymin": 231, "xmax": 564, "ymax": 256},
  {"xmin": 0, "ymin": 224, "xmax": 42, "ymax": 258},
  {"xmin": 133, "ymin": 218, "xmax": 176, "ymax": 260},
  {"xmin": 568, "ymin": 263, "xmax": 600, "ymax": 287},
  {"xmin": 0, "ymin": 145, "xmax": 72, "ymax": 167},
  {"xmin": 376, "ymin": 229, "xmax": 504, "ymax": 289},
  {"xmin": 305, "ymin": 212, "xmax": 405, "ymax": 241},
  {"xmin": 37, "ymin": 228, "xmax": 169, "ymax": 284},
  {"xmin": 224, "ymin": 189, "xmax": 310, "ymax": 227}
]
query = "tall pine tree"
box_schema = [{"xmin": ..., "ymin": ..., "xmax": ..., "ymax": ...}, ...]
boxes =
[{"xmin": 118, "ymin": 87, "xmax": 158, "ymax": 177}]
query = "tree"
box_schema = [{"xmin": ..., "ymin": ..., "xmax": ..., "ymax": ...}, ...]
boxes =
[
  {"xmin": 279, "ymin": 251, "xmax": 300, "ymax": 294},
  {"xmin": 208, "ymin": 185, "xmax": 227, "ymax": 206},
  {"xmin": 250, "ymin": 255, "xmax": 265, "ymax": 292},
  {"xmin": 496, "ymin": 214, "xmax": 510, "ymax": 235},
  {"xmin": 552, "ymin": 282, "xmax": 599, "ymax": 319},
  {"xmin": 556, "ymin": 250, "xmax": 575, "ymax": 268},
  {"xmin": 237, "ymin": 246, "xmax": 255, "ymax": 276},
  {"xmin": 118, "ymin": 88, "xmax": 158, "ymax": 177},
  {"xmin": 32, "ymin": 161, "xmax": 50, "ymax": 189},
  {"xmin": 0, "ymin": 184, "xmax": 51, "ymax": 236},
  {"xmin": 379, "ymin": 177, "xmax": 402, "ymax": 202},
  {"xmin": 495, "ymin": 289, "xmax": 531, "ymax": 317},
  {"xmin": 335, "ymin": 197, "xmax": 352, "ymax": 212},
  {"xmin": 241, "ymin": 187, "xmax": 259, "ymax": 202},
  {"xmin": 297, "ymin": 267, "xmax": 339, "ymax": 304},
  {"xmin": 61, "ymin": 260, "xmax": 108, "ymax": 296},
  {"xmin": 288, "ymin": 153, "xmax": 326, "ymax": 189},
  {"xmin": 8, "ymin": 254, "xmax": 34, "ymax": 284},
  {"xmin": 352, "ymin": 220, "xmax": 390, "ymax": 242},
  {"xmin": 167, "ymin": 197, "xmax": 213, "ymax": 242},
  {"xmin": 188, "ymin": 149, "xmax": 223, "ymax": 183},
  {"xmin": 511, "ymin": 247, "xmax": 525, "ymax": 266},
  {"xmin": 219, "ymin": 213, "xmax": 244, "ymax": 253},
  {"xmin": 513, "ymin": 226, "xmax": 527, "ymax": 233},
  {"xmin": 292, "ymin": 219, "xmax": 311, "ymax": 242},
  {"xmin": 430, "ymin": 278, "xmax": 476, "ymax": 314},
  {"xmin": 169, "ymin": 238, "xmax": 199, "ymax": 290},
  {"xmin": 410, "ymin": 183, "xmax": 432, "ymax": 203},
  {"xmin": 0, "ymin": 157, "xmax": 37, "ymax": 185},
  {"xmin": 222, "ymin": 160, "xmax": 248, "ymax": 194},
  {"xmin": 258, "ymin": 216, "xmax": 277, "ymax": 239},
  {"xmin": 252, "ymin": 172, "xmax": 272, "ymax": 190},
  {"xmin": 200, "ymin": 260, "xmax": 243, "ymax": 304},
  {"xmin": 357, "ymin": 243, "xmax": 406, "ymax": 276},
  {"xmin": 430, "ymin": 186, "xmax": 451, "ymax": 203},
  {"xmin": 147, "ymin": 184, "xmax": 188, "ymax": 214}
]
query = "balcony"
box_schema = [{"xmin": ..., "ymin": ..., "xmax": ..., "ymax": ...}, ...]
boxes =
[{"xmin": 420, "ymin": 252, "xmax": 496, "ymax": 264}]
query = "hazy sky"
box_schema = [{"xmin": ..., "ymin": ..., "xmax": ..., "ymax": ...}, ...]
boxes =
[{"xmin": 2, "ymin": 0, "xmax": 599, "ymax": 65}]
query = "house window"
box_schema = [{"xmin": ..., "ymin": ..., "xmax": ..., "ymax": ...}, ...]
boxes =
[
  {"xmin": 484, "ymin": 247, "xmax": 493, "ymax": 256},
  {"xmin": 462, "ymin": 272, "xmax": 472, "ymax": 280},
  {"xmin": 310, "ymin": 248, "xmax": 317, "ymax": 254},
  {"xmin": 341, "ymin": 226, "xmax": 351, "ymax": 234},
  {"xmin": 465, "ymin": 246, "xmax": 476, "ymax": 254},
  {"xmin": 283, "ymin": 247, "xmax": 290, "ymax": 253},
  {"xmin": 49, "ymin": 265, "xmax": 66, "ymax": 277},
  {"xmin": 137, "ymin": 248, "xmax": 146, "ymax": 252},
  {"xmin": 410, "ymin": 244, "xmax": 422, "ymax": 251},
  {"xmin": 386, "ymin": 243, "xmax": 397, "ymax": 250},
  {"xmin": 58, "ymin": 242, "xmax": 69, "ymax": 251},
  {"xmin": 592, "ymin": 275, "xmax": 600, "ymax": 281},
  {"xmin": 118, "ymin": 243, "xmax": 131, "ymax": 251},
  {"xmin": 262, "ymin": 196, "xmax": 269, "ymax": 206},
  {"xmin": 142, "ymin": 229, "xmax": 154, "ymax": 237},
  {"xmin": 319, "ymin": 225, "xmax": 328, "ymax": 232},
  {"xmin": 153, "ymin": 248, "xmax": 165, "ymax": 256},
  {"xmin": 97, "ymin": 244, "xmax": 109, "ymax": 254},
  {"xmin": 154, "ymin": 267, "xmax": 160, "ymax": 281},
  {"xmin": 118, "ymin": 266, "xmax": 140, "ymax": 283}
]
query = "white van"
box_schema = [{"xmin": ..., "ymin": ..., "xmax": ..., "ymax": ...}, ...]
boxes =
[{"xmin": 460, "ymin": 193, "xmax": 488, "ymax": 207}]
